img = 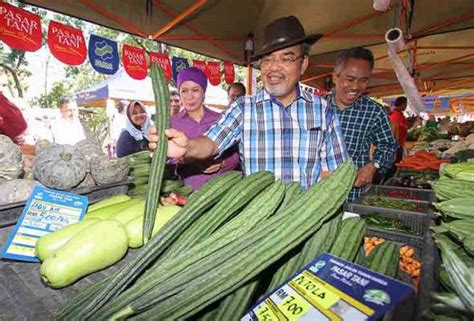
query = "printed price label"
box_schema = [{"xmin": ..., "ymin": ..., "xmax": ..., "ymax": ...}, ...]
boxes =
[
  {"xmin": 276, "ymin": 292, "xmax": 312, "ymax": 320},
  {"xmin": 242, "ymin": 254, "xmax": 414, "ymax": 321},
  {"xmin": 1, "ymin": 187, "xmax": 88, "ymax": 262},
  {"xmin": 290, "ymin": 272, "xmax": 340, "ymax": 310}
]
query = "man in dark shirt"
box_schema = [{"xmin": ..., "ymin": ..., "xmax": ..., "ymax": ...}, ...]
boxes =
[{"xmin": 327, "ymin": 48, "xmax": 398, "ymax": 201}]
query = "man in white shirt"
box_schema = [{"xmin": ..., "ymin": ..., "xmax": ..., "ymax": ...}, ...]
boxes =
[{"xmin": 50, "ymin": 98, "xmax": 86, "ymax": 145}]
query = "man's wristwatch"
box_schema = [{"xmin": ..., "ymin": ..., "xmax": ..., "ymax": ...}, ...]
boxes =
[{"xmin": 373, "ymin": 162, "xmax": 381, "ymax": 170}]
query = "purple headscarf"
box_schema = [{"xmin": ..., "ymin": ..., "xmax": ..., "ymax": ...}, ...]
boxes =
[{"xmin": 177, "ymin": 67, "xmax": 208, "ymax": 92}]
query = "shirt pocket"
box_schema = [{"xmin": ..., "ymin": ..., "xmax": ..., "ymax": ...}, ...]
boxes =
[{"xmin": 299, "ymin": 126, "xmax": 324, "ymax": 170}]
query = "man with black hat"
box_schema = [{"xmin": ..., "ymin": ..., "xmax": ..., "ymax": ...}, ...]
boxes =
[{"xmin": 149, "ymin": 16, "xmax": 348, "ymax": 188}]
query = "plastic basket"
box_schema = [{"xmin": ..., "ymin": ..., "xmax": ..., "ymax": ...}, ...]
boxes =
[
  {"xmin": 346, "ymin": 202, "xmax": 430, "ymax": 237},
  {"xmin": 0, "ymin": 180, "xmax": 130, "ymax": 227},
  {"xmin": 356, "ymin": 195, "xmax": 432, "ymax": 214},
  {"xmin": 365, "ymin": 185, "xmax": 436, "ymax": 203},
  {"xmin": 397, "ymin": 168, "xmax": 440, "ymax": 178}
]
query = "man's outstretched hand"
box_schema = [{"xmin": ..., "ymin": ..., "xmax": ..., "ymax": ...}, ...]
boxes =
[{"xmin": 148, "ymin": 127, "xmax": 188, "ymax": 159}]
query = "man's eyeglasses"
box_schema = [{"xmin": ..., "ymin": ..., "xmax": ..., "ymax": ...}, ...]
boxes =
[{"xmin": 259, "ymin": 54, "xmax": 304, "ymax": 68}]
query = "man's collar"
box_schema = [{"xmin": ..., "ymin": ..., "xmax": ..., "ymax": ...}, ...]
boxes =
[
  {"xmin": 260, "ymin": 83, "xmax": 313, "ymax": 105},
  {"xmin": 327, "ymin": 92, "xmax": 364, "ymax": 110}
]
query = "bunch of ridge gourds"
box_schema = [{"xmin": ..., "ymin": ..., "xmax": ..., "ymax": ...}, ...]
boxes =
[
  {"xmin": 127, "ymin": 151, "xmax": 192, "ymax": 198},
  {"xmin": 424, "ymin": 162, "xmax": 474, "ymax": 320},
  {"xmin": 54, "ymin": 161, "xmax": 373, "ymax": 320}
]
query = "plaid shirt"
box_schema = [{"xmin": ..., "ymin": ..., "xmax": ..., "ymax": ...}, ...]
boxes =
[
  {"xmin": 205, "ymin": 85, "xmax": 348, "ymax": 189},
  {"xmin": 327, "ymin": 93, "xmax": 398, "ymax": 201}
]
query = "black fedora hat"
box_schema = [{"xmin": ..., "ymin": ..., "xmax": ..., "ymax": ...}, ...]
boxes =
[{"xmin": 251, "ymin": 16, "xmax": 321, "ymax": 61}]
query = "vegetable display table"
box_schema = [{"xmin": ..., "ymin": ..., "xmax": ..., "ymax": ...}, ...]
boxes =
[{"xmin": 0, "ymin": 225, "xmax": 135, "ymax": 320}]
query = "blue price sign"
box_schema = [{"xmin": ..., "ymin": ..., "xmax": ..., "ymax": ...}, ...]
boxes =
[{"xmin": 1, "ymin": 186, "xmax": 88, "ymax": 262}]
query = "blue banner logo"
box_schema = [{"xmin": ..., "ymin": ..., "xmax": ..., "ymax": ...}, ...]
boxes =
[
  {"xmin": 172, "ymin": 56, "xmax": 189, "ymax": 82},
  {"xmin": 88, "ymin": 34, "xmax": 119, "ymax": 75}
]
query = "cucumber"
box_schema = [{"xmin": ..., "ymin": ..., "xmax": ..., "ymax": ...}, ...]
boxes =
[
  {"xmin": 84, "ymin": 199, "xmax": 142, "ymax": 220},
  {"xmin": 88, "ymin": 195, "xmax": 131, "ymax": 212},
  {"xmin": 40, "ymin": 220, "xmax": 128, "ymax": 288},
  {"xmin": 35, "ymin": 219, "xmax": 100, "ymax": 261}
]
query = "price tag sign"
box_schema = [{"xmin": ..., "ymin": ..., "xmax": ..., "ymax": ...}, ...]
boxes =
[
  {"xmin": 242, "ymin": 253, "xmax": 414, "ymax": 321},
  {"xmin": 1, "ymin": 186, "xmax": 88, "ymax": 262}
]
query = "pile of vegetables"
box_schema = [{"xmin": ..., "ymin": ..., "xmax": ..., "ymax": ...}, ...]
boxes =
[
  {"xmin": 362, "ymin": 212, "xmax": 420, "ymax": 235},
  {"xmin": 127, "ymin": 151, "xmax": 191, "ymax": 202},
  {"xmin": 35, "ymin": 195, "xmax": 181, "ymax": 288},
  {"xmin": 375, "ymin": 189, "xmax": 424, "ymax": 200},
  {"xmin": 433, "ymin": 162, "xmax": 474, "ymax": 200},
  {"xmin": 396, "ymin": 150, "xmax": 449, "ymax": 171},
  {"xmin": 44, "ymin": 161, "xmax": 359, "ymax": 320},
  {"xmin": 363, "ymin": 237, "xmax": 421, "ymax": 287},
  {"xmin": 424, "ymin": 166, "xmax": 474, "ymax": 320},
  {"xmin": 389, "ymin": 172, "xmax": 437, "ymax": 189},
  {"xmin": 0, "ymin": 135, "xmax": 131, "ymax": 206},
  {"xmin": 359, "ymin": 196, "xmax": 424, "ymax": 213}
]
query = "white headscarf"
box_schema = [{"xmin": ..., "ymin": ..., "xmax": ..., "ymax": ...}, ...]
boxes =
[{"xmin": 123, "ymin": 101, "xmax": 150, "ymax": 141}]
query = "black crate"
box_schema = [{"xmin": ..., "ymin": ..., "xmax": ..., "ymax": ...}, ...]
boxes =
[
  {"xmin": 357, "ymin": 195, "xmax": 431, "ymax": 214},
  {"xmin": 346, "ymin": 202, "xmax": 430, "ymax": 237},
  {"xmin": 0, "ymin": 180, "xmax": 130, "ymax": 228},
  {"xmin": 398, "ymin": 168, "xmax": 440, "ymax": 178},
  {"xmin": 365, "ymin": 185, "xmax": 436, "ymax": 203},
  {"xmin": 365, "ymin": 227, "xmax": 425, "ymax": 252},
  {"xmin": 384, "ymin": 177, "xmax": 434, "ymax": 191}
]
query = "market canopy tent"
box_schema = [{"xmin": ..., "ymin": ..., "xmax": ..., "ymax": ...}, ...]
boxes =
[
  {"xmin": 74, "ymin": 68, "xmax": 229, "ymax": 108},
  {"xmin": 22, "ymin": 0, "xmax": 474, "ymax": 97},
  {"xmin": 304, "ymin": 28, "xmax": 474, "ymax": 97},
  {"xmin": 75, "ymin": 68, "xmax": 156, "ymax": 107}
]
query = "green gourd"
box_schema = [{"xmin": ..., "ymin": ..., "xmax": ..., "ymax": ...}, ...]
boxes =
[
  {"xmin": 35, "ymin": 219, "xmax": 100, "ymax": 261},
  {"xmin": 111, "ymin": 201, "xmax": 146, "ymax": 225},
  {"xmin": 40, "ymin": 220, "xmax": 128, "ymax": 288},
  {"xmin": 88, "ymin": 195, "xmax": 131, "ymax": 212},
  {"xmin": 126, "ymin": 205, "xmax": 181, "ymax": 248},
  {"xmin": 84, "ymin": 199, "xmax": 141, "ymax": 220}
]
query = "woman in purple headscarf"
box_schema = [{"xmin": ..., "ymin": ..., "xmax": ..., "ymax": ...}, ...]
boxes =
[{"xmin": 171, "ymin": 67, "xmax": 240, "ymax": 190}]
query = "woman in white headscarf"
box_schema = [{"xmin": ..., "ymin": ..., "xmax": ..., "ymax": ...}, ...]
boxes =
[{"xmin": 116, "ymin": 101, "xmax": 150, "ymax": 157}]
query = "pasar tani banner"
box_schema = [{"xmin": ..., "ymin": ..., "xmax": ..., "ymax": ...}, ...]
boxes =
[
  {"xmin": 0, "ymin": 2, "xmax": 42, "ymax": 52},
  {"xmin": 192, "ymin": 60, "xmax": 207, "ymax": 74},
  {"xmin": 48, "ymin": 20, "xmax": 87, "ymax": 65},
  {"xmin": 149, "ymin": 52, "xmax": 172, "ymax": 81},
  {"xmin": 224, "ymin": 61, "xmax": 235, "ymax": 84},
  {"xmin": 206, "ymin": 61, "xmax": 221, "ymax": 86},
  {"xmin": 122, "ymin": 44, "xmax": 147, "ymax": 80}
]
